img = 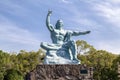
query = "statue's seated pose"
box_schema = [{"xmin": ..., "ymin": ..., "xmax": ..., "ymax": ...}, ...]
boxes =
[{"xmin": 41, "ymin": 11, "xmax": 90, "ymax": 64}]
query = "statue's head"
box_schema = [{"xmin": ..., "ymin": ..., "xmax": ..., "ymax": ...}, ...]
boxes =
[{"xmin": 55, "ymin": 19, "xmax": 63, "ymax": 29}]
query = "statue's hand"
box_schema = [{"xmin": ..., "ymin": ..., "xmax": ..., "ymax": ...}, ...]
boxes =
[
  {"xmin": 86, "ymin": 31, "xmax": 91, "ymax": 34},
  {"xmin": 48, "ymin": 10, "xmax": 52, "ymax": 15}
]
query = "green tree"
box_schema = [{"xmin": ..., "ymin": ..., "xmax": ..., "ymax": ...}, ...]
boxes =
[
  {"xmin": 76, "ymin": 40, "xmax": 96, "ymax": 55},
  {"xmin": 76, "ymin": 40, "xmax": 96, "ymax": 65},
  {"xmin": 91, "ymin": 50, "xmax": 117, "ymax": 80},
  {"xmin": 16, "ymin": 49, "xmax": 45, "ymax": 75},
  {"xmin": 76, "ymin": 40, "xmax": 117, "ymax": 80},
  {"xmin": 3, "ymin": 69, "xmax": 24, "ymax": 80},
  {"xmin": 0, "ymin": 49, "xmax": 45, "ymax": 80},
  {"xmin": 0, "ymin": 50, "xmax": 11, "ymax": 80},
  {"xmin": 112, "ymin": 55, "xmax": 120, "ymax": 80}
]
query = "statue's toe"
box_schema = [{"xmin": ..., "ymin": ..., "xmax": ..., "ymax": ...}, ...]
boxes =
[{"xmin": 72, "ymin": 59, "xmax": 80, "ymax": 64}]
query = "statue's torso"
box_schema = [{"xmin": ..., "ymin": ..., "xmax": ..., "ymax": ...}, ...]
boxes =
[{"xmin": 51, "ymin": 29, "xmax": 67, "ymax": 44}]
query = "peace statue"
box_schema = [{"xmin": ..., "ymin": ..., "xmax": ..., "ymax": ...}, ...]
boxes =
[{"xmin": 40, "ymin": 11, "xmax": 90, "ymax": 64}]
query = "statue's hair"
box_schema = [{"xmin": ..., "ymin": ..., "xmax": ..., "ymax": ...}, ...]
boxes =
[{"xmin": 55, "ymin": 19, "xmax": 63, "ymax": 29}]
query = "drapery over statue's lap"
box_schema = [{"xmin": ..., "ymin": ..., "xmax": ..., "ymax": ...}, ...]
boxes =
[
  {"xmin": 40, "ymin": 10, "xmax": 90, "ymax": 64},
  {"xmin": 41, "ymin": 40, "xmax": 79, "ymax": 64}
]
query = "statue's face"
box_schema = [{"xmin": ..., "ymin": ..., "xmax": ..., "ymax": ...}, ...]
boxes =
[{"xmin": 56, "ymin": 20, "xmax": 63, "ymax": 29}]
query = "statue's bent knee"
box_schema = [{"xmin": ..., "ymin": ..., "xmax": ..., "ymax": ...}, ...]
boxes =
[{"xmin": 67, "ymin": 40, "xmax": 76, "ymax": 47}]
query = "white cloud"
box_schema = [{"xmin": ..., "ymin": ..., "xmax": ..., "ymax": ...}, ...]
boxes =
[
  {"xmin": 109, "ymin": 0, "xmax": 120, "ymax": 4},
  {"xmin": 95, "ymin": 40, "xmax": 120, "ymax": 54},
  {"xmin": 80, "ymin": 0, "xmax": 120, "ymax": 28},
  {"xmin": 91, "ymin": 1, "xmax": 120, "ymax": 28},
  {"xmin": 61, "ymin": 3, "xmax": 103, "ymax": 31},
  {"xmin": 60, "ymin": 0, "xmax": 72, "ymax": 4},
  {"xmin": 0, "ymin": 15, "xmax": 40, "ymax": 46},
  {"xmin": 0, "ymin": 0, "xmax": 26, "ymax": 16}
]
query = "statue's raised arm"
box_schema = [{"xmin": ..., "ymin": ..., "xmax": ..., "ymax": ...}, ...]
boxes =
[{"xmin": 46, "ymin": 10, "xmax": 54, "ymax": 32}]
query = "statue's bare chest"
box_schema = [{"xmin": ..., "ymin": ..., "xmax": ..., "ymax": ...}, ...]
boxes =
[
  {"xmin": 53, "ymin": 29, "xmax": 66, "ymax": 36},
  {"xmin": 51, "ymin": 29, "xmax": 66, "ymax": 41}
]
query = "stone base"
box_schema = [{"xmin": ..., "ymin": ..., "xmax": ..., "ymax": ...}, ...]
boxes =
[{"xmin": 25, "ymin": 64, "xmax": 93, "ymax": 80}]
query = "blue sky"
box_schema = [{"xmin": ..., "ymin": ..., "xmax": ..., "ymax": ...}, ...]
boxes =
[{"xmin": 0, "ymin": 0, "xmax": 120, "ymax": 54}]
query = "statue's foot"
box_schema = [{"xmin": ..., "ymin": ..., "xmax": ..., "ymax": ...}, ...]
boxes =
[{"xmin": 72, "ymin": 59, "xmax": 80, "ymax": 64}]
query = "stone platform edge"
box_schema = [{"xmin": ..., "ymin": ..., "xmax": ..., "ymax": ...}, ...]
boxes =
[{"xmin": 25, "ymin": 64, "xmax": 93, "ymax": 80}]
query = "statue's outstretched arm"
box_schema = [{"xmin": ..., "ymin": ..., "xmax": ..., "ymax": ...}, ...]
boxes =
[
  {"xmin": 46, "ymin": 10, "xmax": 54, "ymax": 32},
  {"xmin": 72, "ymin": 31, "xmax": 91, "ymax": 36}
]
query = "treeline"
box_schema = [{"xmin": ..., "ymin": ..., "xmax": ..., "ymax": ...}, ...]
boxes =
[
  {"xmin": 0, "ymin": 49, "xmax": 45, "ymax": 80},
  {"xmin": 0, "ymin": 40, "xmax": 120, "ymax": 80}
]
